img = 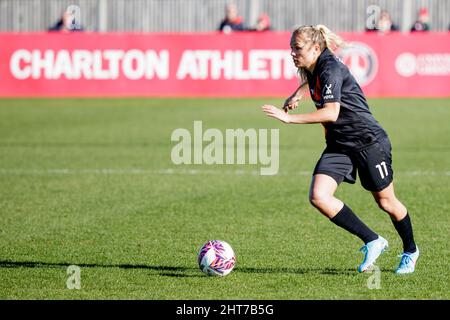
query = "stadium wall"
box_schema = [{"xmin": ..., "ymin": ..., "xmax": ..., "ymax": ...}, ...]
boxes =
[
  {"xmin": 0, "ymin": 0, "xmax": 449, "ymax": 32},
  {"xmin": 0, "ymin": 32, "xmax": 449, "ymax": 98}
]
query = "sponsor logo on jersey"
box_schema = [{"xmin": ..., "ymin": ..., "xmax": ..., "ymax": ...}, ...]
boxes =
[{"xmin": 323, "ymin": 84, "xmax": 334, "ymax": 99}]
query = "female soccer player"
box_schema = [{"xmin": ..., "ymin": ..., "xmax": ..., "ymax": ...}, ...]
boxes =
[{"xmin": 262, "ymin": 25, "xmax": 419, "ymax": 274}]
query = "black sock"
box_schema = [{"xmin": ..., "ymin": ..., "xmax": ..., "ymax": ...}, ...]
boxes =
[
  {"xmin": 392, "ymin": 213, "xmax": 417, "ymax": 253},
  {"xmin": 330, "ymin": 204, "xmax": 379, "ymax": 244}
]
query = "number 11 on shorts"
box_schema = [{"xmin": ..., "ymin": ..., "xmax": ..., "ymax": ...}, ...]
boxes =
[{"xmin": 375, "ymin": 161, "xmax": 388, "ymax": 179}]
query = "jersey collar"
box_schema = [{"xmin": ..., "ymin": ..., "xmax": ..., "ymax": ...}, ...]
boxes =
[{"xmin": 312, "ymin": 47, "xmax": 333, "ymax": 76}]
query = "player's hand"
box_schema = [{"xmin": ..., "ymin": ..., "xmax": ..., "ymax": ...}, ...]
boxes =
[
  {"xmin": 262, "ymin": 105, "xmax": 291, "ymax": 124},
  {"xmin": 283, "ymin": 96, "xmax": 299, "ymax": 112}
]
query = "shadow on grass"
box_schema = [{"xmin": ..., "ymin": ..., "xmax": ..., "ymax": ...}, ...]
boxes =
[
  {"xmin": 0, "ymin": 259, "xmax": 374, "ymax": 277},
  {"xmin": 0, "ymin": 260, "xmax": 197, "ymax": 277}
]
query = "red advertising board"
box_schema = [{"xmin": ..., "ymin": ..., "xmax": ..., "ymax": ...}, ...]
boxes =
[{"xmin": 0, "ymin": 32, "xmax": 449, "ymax": 97}]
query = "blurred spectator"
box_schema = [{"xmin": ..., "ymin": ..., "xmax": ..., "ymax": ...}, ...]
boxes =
[
  {"xmin": 48, "ymin": 9, "xmax": 83, "ymax": 32},
  {"xmin": 366, "ymin": 9, "xmax": 398, "ymax": 33},
  {"xmin": 410, "ymin": 8, "xmax": 430, "ymax": 32},
  {"xmin": 218, "ymin": 3, "xmax": 244, "ymax": 33},
  {"xmin": 376, "ymin": 10, "xmax": 399, "ymax": 33},
  {"xmin": 248, "ymin": 13, "xmax": 271, "ymax": 32}
]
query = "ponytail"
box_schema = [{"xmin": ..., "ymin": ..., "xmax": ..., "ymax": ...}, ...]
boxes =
[
  {"xmin": 315, "ymin": 24, "xmax": 346, "ymax": 53},
  {"xmin": 292, "ymin": 24, "xmax": 346, "ymax": 53}
]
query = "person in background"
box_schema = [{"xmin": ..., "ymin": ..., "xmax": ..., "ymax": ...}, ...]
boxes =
[
  {"xmin": 218, "ymin": 3, "xmax": 244, "ymax": 34},
  {"xmin": 366, "ymin": 9, "xmax": 398, "ymax": 34},
  {"xmin": 48, "ymin": 8, "xmax": 83, "ymax": 32},
  {"xmin": 410, "ymin": 8, "xmax": 430, "ymax": 32},
  {"xmin": 376, "ymin": 10, "xmax": 399, "ymax": 33},
  {"xmin": 248, "ymin": 13, "xmax": 271, "ymax": 32}
]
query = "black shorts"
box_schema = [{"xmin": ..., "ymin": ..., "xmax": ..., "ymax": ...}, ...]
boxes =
[{"xmin": 313, "ymin": 138, "xmax": 393, "ymax": 192}]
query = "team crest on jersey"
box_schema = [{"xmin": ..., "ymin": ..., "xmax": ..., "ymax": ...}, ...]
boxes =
[{"xmin": 336, "ymin": 42, "xmax": 378, "ymax": 86}]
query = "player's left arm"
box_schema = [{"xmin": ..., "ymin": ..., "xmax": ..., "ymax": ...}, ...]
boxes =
[
  {"xmin": 262, "ymin": 102, "xmax": 340, "ymax": 124},
  {"xmin": 283, "ymin": 81, "xmax": 309, "ymax": 112},
  {"xmin": 262, "ymin": 66, "xmax": 343, "ymax": 124}
]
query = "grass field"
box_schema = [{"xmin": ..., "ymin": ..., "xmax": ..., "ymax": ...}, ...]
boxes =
[{"xmin": 0, "ymin": 97, "xmax": 449, "ymax": 300}]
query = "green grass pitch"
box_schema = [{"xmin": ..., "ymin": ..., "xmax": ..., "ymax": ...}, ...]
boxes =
[{"xmin": 0, "ymin": 97, "xmax": 449, "ymax": 299}]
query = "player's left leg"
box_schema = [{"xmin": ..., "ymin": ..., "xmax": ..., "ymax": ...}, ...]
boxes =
[
  {"xmin": 372, "ymin": 182, "xmax": 419, "ymax": 274},
  {"xmin": 312, "ymin": 152, "xmax": 388, "ymax": 273}
]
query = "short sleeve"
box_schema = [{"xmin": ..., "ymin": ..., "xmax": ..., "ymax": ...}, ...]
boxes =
[{"xmin": 320, "ymin": 67, "xmax": 343, "ymax": 104}]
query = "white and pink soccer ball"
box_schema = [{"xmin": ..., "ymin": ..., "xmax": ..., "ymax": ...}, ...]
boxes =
[{"xmin": 198, "ymin": 240, "xmax": 236, "ymax": 276}]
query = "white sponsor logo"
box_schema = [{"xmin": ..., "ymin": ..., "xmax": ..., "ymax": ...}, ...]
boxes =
[
  {"xmin": 176, "ymin": 50, "xmax": 296, "ymax": 80},
  {"xmin": 10, "ymin": 49, "xmax": 170, "ymax": 80},
  {"xmin": 395, "ymin": 53, "xmax": 416, "ymax": 77},
  {"xmin": 395, "ymin": 52, "xmax": 450, "ymax": 77},
  {"xmin": 9, "ymin": 49, "xmax": 297, "ymax": 81},
  {"xmin": 325, "ymin": 84, "xmax": 332, "ymax": 95}
]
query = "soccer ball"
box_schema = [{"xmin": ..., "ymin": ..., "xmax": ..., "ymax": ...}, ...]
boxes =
[{"xmin": 198, "ymin": 240, "xmax": 236, "ymax": 276}]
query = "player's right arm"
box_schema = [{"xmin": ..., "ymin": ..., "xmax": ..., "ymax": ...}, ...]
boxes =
[{"xmin": 283, "ymin": 81, "xmax": 309, "ymax": 112}]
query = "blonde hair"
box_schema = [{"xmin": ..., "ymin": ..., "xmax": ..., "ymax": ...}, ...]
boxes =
[{"xmin": 292, "ymin": 25, "xmax": 346, "ymax": 82}]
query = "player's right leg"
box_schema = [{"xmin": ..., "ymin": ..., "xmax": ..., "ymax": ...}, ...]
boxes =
[{"xmin": 308, "ymin": 173, "xmax": 343, "ymax": 218}]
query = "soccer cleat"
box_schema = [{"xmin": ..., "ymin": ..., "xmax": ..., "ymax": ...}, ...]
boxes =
[
  {"xmin": 358, "ymin": 236, "xmax": 389, "ymax": 273},
  {"xmin": 395, "ymin": 246, "xmax": 419, "ymax": 274}
]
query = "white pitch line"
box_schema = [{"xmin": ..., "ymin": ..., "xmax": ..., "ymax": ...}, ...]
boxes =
[{"xmin": 0, "ymin": 168, "xmax": 449, "ymax": 176}]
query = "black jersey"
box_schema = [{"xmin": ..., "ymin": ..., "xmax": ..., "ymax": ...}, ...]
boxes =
[{"xmin": 305, "ymin": 48, "xmax": 387, "ymax": 152}]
